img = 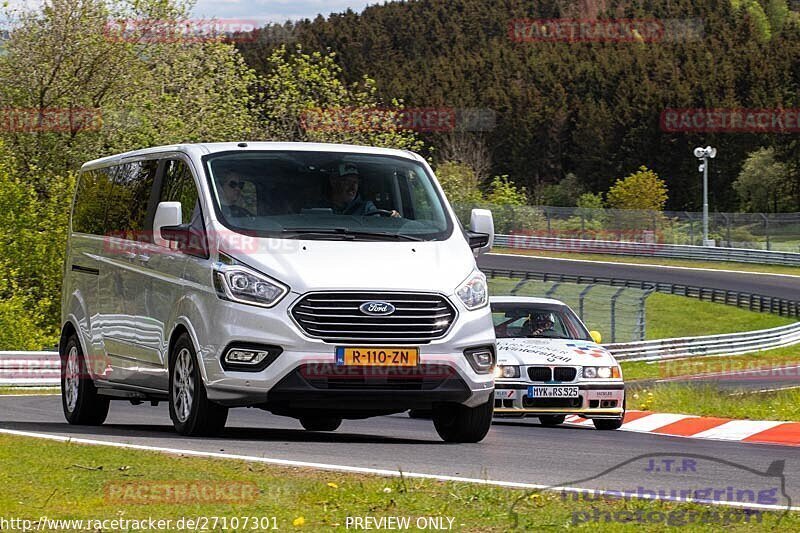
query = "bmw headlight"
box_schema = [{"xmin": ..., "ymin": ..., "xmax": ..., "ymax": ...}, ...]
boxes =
[
  {"xmin": 214, "ymin": 263, "xmax": 288, "ymax": 308},
  {"xmin": 582, "ymin": 366, "xmax": 621, "ymax": 379},
  {"xmin": 456, "ymin": 270, "xmax": 488, "ymax": 310},
  {"xmin": 494, "ymin": 365, "xmax": 520, "ymax": 379}
]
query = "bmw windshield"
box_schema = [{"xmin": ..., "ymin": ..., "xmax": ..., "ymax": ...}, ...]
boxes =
[{"xmin": 204, "ymin": 151, "xmax": 453, "ymax": 241}]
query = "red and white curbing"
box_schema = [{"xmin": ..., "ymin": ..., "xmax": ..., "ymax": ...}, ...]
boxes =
[{"xmin": 565, "ymin": 411, "xmax": 800, "ymax": 446}]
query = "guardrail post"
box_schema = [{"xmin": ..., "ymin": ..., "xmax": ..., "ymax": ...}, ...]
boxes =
[
  {"xmin": 638, "ymin": 288, "xmax": 654, "ymax": 341},
  {"xmin": 610, "ymin": 287, "xmax": 625, "ymax": 343},
  {"xmin": 759, "ymin": 213, "xmax": 770, "ymax": 251},
  {"xmin": 578, "ymin": 284, "xmax": 594, "ymax": 320},
  {"xmin": 545, "ymin": 283, "xmax": 560, "ymax": 298},
  {"xmin": 511, "ymin": 278, "xmax": 529, "ymax": 295}
]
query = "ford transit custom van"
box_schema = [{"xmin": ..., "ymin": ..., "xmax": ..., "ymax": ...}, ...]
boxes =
[{"xmin": 60, "ymin": 143, "xmax": 496, "ymax": 442}]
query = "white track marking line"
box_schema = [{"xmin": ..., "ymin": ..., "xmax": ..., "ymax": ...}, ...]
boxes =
[
  {"xmin": 620, "ymin": 413, "xmax": 695, "ymax": 432},
  {"xmin": 0, "ymin": 427, "xmax": 796, "ymax": 512},
  {"xmin": 489, "ymin": 252, "xmax": 800, "ymax": 279},
  {"xmin": 692, "ymin": 421, "xmax": 785, "ymax": 441}
]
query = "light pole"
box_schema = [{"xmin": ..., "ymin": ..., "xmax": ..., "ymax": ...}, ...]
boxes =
[{"xmin": 694, "ymin": 146, "xmax": 717, "ymax": 247}]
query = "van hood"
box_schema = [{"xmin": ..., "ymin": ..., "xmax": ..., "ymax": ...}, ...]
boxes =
[
  {"xmin": 221, "ymin": 235, "xmax": 476, "ymax": 294},
  {"xmin": 496, "ymin": 338, "xmax": 617, "ymax": 367}
]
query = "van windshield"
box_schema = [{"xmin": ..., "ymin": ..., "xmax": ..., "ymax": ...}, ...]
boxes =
[{"xmin": 204, "ymin": 151, "xmax": 453, "ymax": 241}]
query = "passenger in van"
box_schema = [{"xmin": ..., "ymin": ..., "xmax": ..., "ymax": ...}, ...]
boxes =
[
  {"xmin": 216, "ymin": 169, "xmax": 254, "ymax": 218},
  {"xmin": 325, "ymin": 163, "xmax": 400, "ymax": 217}
]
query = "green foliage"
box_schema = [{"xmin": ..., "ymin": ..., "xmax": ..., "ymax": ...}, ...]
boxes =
[
  {"xmin": 0, "ymin": 0, "xmax": 257, "ymax": 181},
  {"xmin": 258, "ymin": 45, "xmax": 423, "ymax": 152},
  {"xmin": 733, "ymin": 147, "xmax": 793, "ymax": 212},
  {"xmin": 606, "ymin": 166, "xmax": 668, "ymax": 211},
  {"xmin": 576, "ymin": 192, "xmax": 604, "ymax": 210},
  {"xmin": 539, "ymin": 173, "xmax": 584, "ymax": 207},
  {"xmin": 434, "ymin": 161, "xmax": 483, "ymax": 205},
  {"xmin": 746, "ymin": 1, "xmax": 773, "ymax": 41},
  {"xmin": 0, "ymin": 141, "xmax": 70, "ymax": 349},
  {"xmin": 766, "ymin": 0, "xmax": 790, "ymax": 33},
  {"xmin": 484, "ymin": 176, "xmax": 526, "ymax": 206}
]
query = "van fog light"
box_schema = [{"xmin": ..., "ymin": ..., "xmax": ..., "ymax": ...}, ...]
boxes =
[
  {"xmin": 226, "ymin": 349, "xmax": 269, "ymax": 365},
  {"xmin": 464, "ymin": 346, "xmax": 496, "ymax": 375},
  {"xmin": 221, "ymin": 344, "xmax": 283, "ymax": 371}
]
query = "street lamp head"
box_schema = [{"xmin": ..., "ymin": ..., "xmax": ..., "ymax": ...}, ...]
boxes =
[
  {"xmin": 707, "ymin": 147, "xmax": 717, "ymax": 159},
  {"xmin": 693, "ymin": 147, "xmax": 706, "ymax": 158}
]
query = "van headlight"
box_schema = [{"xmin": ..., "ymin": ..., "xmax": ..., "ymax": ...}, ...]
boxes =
[
  {"xmin": 214, "ymin": 265, "xmax": 289, "ymax": 308},
  {"xmin": 456, "ymin": 270, "xmax": 488, "ymax": 310}
]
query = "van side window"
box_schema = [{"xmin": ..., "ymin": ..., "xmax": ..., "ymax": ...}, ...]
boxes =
[
  {"xmin": 160, "ymin": 159, "xmax": 207, "ymax": 256},
  {"xmin": 105, "ymin": 160, "xmax": 158, "ymax": 236},
  {"xmin": 161, "ymin": 160, "xmax": 202, "ymax": 224},
  {"xmin": 72, "ymin": 168, "xmax": 115, "ymax": 235}
]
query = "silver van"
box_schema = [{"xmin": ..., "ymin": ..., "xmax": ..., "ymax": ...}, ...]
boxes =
[{"xmin": 60, "ymin": 143, "xmax": 496, "ymax": 442}]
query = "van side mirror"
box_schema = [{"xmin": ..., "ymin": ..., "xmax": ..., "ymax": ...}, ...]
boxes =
[
  {"xmin": 153, "ymin": 202, "xmax": 182, "ymax": 248},
  {"xmin": 589, "ymin": 331, "xmax": 602, "ymax": 344},
  {"xmin": 467, "ymin": 208, "xmax": 494, "ymax": 255}
]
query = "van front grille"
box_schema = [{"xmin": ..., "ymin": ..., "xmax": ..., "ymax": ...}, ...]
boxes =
[{"xmin": 291, "ymin": 292, "xmax": 457, "ymax": 343}]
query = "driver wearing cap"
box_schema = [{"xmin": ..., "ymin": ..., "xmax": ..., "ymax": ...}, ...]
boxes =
[{"xmin": 327, "ymin": 163, "xmax": 400, "ymax": 217}]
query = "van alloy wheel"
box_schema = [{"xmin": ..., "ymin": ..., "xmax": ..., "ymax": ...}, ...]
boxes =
[
  {"xmin": 172, "ymin": 347, "xmax": 195, "ymax": 423},
  {"xmin": 64, "ymin": 346, "xmax": 80, "ymax": 413}
]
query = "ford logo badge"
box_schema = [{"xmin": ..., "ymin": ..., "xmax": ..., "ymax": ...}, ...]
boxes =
[{"xmin": 360, "ymin": 301, "xmax": 396, "ymax": 316}]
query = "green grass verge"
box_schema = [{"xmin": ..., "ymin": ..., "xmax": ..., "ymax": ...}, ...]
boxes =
[
  {"xmin": 627, "ymin": 383, "xmax": 800, "ymax": 422},
  {"xmin": 644, "ymin": 293, "xmax": 793, "ymax": 339},
  {"xmin": 493, "ymin": 248, "xmax": 800, "ymax": 277},
  {"xmin": 0, "ymin": 434, "xmax": 792, "ymax": 531},
  {"xmin": 622, "ymin": 345, "xmax": 800, "ymax": 382},
  {"xmin": 487, "ymin": 277, "xmax": 793, "ymax": 341}
]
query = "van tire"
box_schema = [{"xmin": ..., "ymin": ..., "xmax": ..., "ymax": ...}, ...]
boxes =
[
  {"xmin": 168, "ymin": 333, "xmax": 228, "ymax": 437},
  {"xmin": 61, "ymin": 335, "xmax": 110, "ymax": 425},
  {"xmin": 299, "ymin": 417, "xmax": 342, "ymax": 432},
  {"xmin": 432, "ymin": 397, "xmax": 493, "ymax": 443}
]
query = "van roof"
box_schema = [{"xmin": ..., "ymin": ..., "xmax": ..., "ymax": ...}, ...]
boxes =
[{"xmin": 80, "ymin": 142, "xmax": 423, "ymax": 171}]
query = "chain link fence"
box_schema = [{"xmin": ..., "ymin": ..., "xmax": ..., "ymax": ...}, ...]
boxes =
[
  {"xmin": 487, "ymin": 276, "xmax": 652, "ymax": 343},
  {"xmin": 454, "ymin": 204, "xmax": 800, "ymax": 252}
]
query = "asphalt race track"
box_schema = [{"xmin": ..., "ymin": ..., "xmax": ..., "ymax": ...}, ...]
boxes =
[
  {"xmin": 3, "ymin": 395, "xmax": 800, "ymax": 508},
  {"xmin": 478, "ymin": 253, "xmax": 800, "ymax": 302}
]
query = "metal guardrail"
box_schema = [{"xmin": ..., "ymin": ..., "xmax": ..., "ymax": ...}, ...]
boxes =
[
  {"xmin": 494, "ymin": 234, "xmax": 800, "ymax": 267},
  {"xmin": 482, "ymin": 268, "xmax": 800, "ymax": 318},
  {"xmin": 0, "ymin": 351, "xmax": 59, "ymax": 387},
  {"xmin": 605, "ymin": 322, "xmax": 800, "ymax": 363}
]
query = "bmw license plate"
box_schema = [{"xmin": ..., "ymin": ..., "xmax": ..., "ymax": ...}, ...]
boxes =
[
  {"xmin": 336, "ymin": 347, "xmax": 419, "ymax": 367},
  {"xmin": 527, "ymin": 386, "xmax": 579, "ymax": 398}
]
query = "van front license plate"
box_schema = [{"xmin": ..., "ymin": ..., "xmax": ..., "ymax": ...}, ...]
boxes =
[
  {"xmin": 336, "ymin": 347, "xmax": 419, "ymax": 367},
  {"xmin": 527, "ymin": 386, "xmax": 579, "ymax": 398}
]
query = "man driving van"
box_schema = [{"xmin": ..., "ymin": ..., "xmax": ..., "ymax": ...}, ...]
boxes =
[{"xmin": 327, "ymin": 163, "xmax": 400, "ymax": 217}]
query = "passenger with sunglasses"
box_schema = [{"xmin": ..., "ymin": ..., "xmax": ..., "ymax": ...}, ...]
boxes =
[{"xmin": 216, "ymin": 169, "xmax": 253, "ymax": 218}]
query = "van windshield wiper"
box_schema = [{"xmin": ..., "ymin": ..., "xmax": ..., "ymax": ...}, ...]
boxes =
[{"xmin": 281, "ymin": 227, "xmax": 423, "ymax": 241}]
